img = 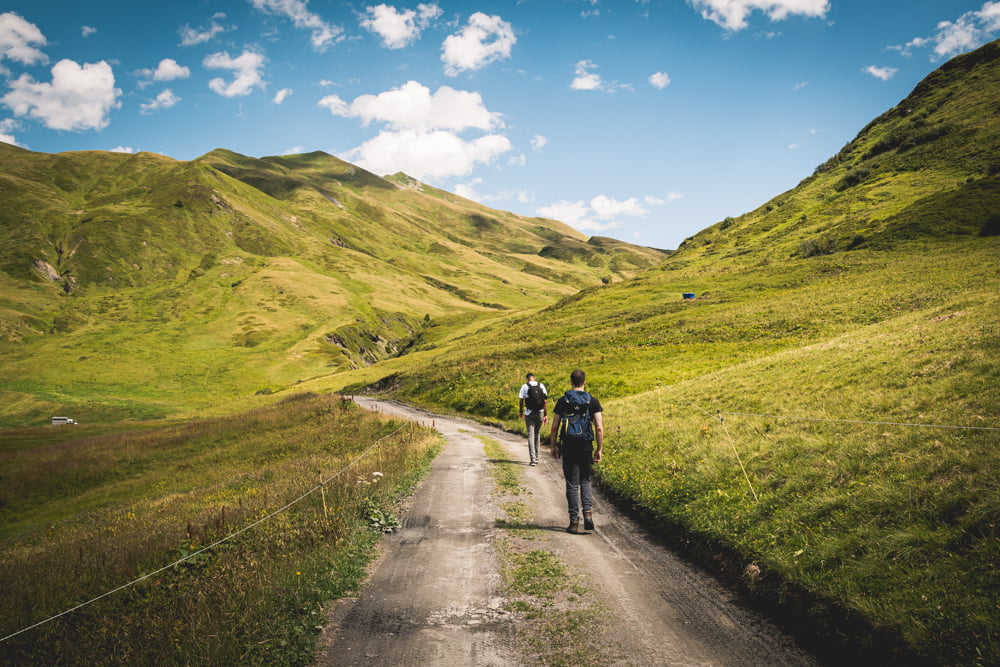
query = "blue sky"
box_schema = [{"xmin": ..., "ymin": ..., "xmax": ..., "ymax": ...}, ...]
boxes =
[{"xmin": 1, "ymin": 1, "xmax": 998, "ymax": 249}]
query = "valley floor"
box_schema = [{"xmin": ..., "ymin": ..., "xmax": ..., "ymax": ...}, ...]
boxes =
[{"xmin": 315, "ymin": 398, "xmax": 817, "ymax": 666}]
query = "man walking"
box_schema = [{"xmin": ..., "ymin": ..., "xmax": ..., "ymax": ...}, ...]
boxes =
[
  {"xmin": 550, "ymin": 369, "xmax": 604, "ymax": 534},
  {"xmin": 518, "ymin": 373, "xmax": 548, "ymax": 466}
]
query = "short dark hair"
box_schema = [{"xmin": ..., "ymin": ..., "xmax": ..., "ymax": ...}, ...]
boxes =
[
  {"xmin": 526, "ymin": 372, "xmax": 535, "ymax": 380},
  {"xmin": 570, "ymin": 369, "xmax": 586, "ymax": 388}
]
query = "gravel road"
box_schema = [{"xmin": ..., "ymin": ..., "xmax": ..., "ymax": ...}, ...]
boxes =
[{"xmin": 314, "ymin": 398, "xmax": 819, "ymax": 666}]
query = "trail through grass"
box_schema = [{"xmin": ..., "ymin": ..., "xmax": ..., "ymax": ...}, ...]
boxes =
[
  {"xmin": 480, "ymin": 436, "xmax": 610, "ymax": 666},
  {"xmin": 383, "ymin": 240, "xmax": 1000, "ymax": 664}
]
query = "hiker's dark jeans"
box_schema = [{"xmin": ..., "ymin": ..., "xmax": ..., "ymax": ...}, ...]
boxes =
[{"xmin": 562, "ymin": 440, "xmax": 594, "ymax": 522}]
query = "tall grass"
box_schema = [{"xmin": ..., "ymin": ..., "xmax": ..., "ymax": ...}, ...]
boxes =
[
  {"xmin": 599, "ymin": 298, "xmax": 999, "ymax": 664},
  {"xmin": 0, "ymin": 393, "xmax": 440, "ymax": 665},
  {"xmin": 376, "ymin": 239, "xmax": 1000, "ymax": 664}
]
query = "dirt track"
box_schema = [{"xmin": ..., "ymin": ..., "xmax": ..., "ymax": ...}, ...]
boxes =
[{"xmin": 315, "ymin": 398, "xmax": 819, "ymax": 666}]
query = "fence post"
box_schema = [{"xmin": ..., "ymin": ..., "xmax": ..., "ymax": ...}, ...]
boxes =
[{"xmin": 318, "ymin": 471, "xmax": 329, "ymax": 519}]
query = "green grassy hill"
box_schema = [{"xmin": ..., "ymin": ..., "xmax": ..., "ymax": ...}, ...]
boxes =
[
  {"xmin": 328, "ymin": 41, "xmax": 1000, "ymax": 664},
  {"xmin": 683, "ymin": 39, "xmax": 1000, "ymax": 260},
  {"xmin": 0, "ymin": 144, "xmax": 664, "ymax": 425},
  {"xmin": 1, "ymin": 35, "xmax": 998, "ymax": 667}
]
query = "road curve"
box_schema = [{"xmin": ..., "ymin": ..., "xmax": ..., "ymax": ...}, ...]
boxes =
[{"xmin": 314, "ymin": 398, "xmax": 819, "ymax": 666}]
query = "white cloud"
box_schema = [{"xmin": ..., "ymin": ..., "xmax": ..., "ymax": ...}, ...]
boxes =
[
  {"xmin": 346, "ymin": 129, "xmax": 511, "ymax": 180},
  {"xmin": 591, "ymin": 194, "xmax": 649, "ymax": 219},
  {"xmin": 456, "ymin": 181, "xmax": 534, "ymax": 205},
  {"xmin": 319, "ymin": 80, "xmax": 502, "ymax": 132},
  {"xmin": 454, "ymin": 178, "xmax": 482, "ymax": 200},
  {"xmin": 537, "ymin": 200, "xmax": 597, "ymax": 228},
  {"xmin": 204, "ymin": 50, "xmax": 266, "ymax": 97},
  {"xmin": 110, "ymin": 145, "xmax": 136, "ymax": 153},
  {"xmin": 140, "ymin": 88, "xmax": 181, "ymax": 114},
  {"xmin": 319, "ymin": 80, "xmax": 511, "ymax": 180},
  {"xmin": 792, "ymin": 80, "xmax": 808, "ymax": 91},
  {"xmin": 82, "ymin": 25, "xmax": 97, "ymax": 38},
  {"xmin": 273, "ymin": 87, "xmax": 293, "ymax": 104},
  {"xmin": 0, "ymin": 117, "xmax": 21, "ymax": 146},
  {"xmin": 531, "ymin": 134, "xmax": 548, "ymax": 151},
  {"xmin": 689, "ymin": 0, "xmax": 830, "ymax": 32},
  {"xmin": 135, "ymin": 59, "xmax": 190, "ymax": 89},
  {"xmin": 360, "ymin": 3, "xmax": 442, "ymax": 49},
  {"xmin": 154, "ymin": 58, "xmax": 190, "ymax": 81},
  {"xmin": 983, "ymin": 0, "xmax": 1000, "ymax": 30},
  {"xmin": 281, "ymin": 145, "xmax": 304, "ymax": 154},
  {"xmin": 864, "ymin": 65, "xmax": 897, "ymax": 81},
  {"xmin": 2, "ymin": 59, "xmax": 121, "ymax": 131},
  {"xmin": 571, "ymin": 60, "xmax": 604, "ymax": 90},
  {"xmin": 537, "ymin": 193, "xmax": 663, "ymax": 233},
  {"xmin": 317, "ymin": 94, "xmax": 348, "ymax": 115},
  {"xmin": 249, "ymin": 0, "xmax": 342, "ymax": 51},
  {"xmin": 903, "ymin": 1, "xmax": 1000, "ymax": 59},
  {"xmin": 0, "ymin": 12, "xmax": 48, "ymax": 65},
  {"xmin": 441, "ymin": 12, "xmax": 516, "ymax": 76},
  {"xmin": 179, "ymin": 15, "xmax": 230, "ymax": 46},
  {"xmin": 649, "ymin": 71, "xmax": 671, "ymax": 89}
]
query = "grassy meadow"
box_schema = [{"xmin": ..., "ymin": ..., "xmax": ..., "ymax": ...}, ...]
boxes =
[
  {"xmin": 0, "ymin": 142, "xmax": 663, "ymax": 428},
  {"xmin": 363, "ymin": 237, "xmax": 999, "ymax": 664},
  {"xmin": 0, "ymin": 393, "xmax": 440, "ymax": 665},
  {"xmin": 2, "ymin": 39, "xmax": 1000, "ymax": 667}
]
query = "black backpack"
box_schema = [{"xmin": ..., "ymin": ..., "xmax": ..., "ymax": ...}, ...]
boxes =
[
  {"xmin": 560, "ymin": 391, "xmax": 593, "ymax": 441},
  {"xmin": 525, "ymin": 383, "xmax": 547, "ymax": 410}
]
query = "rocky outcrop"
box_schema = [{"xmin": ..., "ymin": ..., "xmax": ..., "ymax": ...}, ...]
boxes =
[{"xmin": 32, "ymin": 259, "xmax": 76, "ymax": 292}]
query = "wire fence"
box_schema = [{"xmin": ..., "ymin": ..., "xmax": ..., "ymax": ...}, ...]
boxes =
[
  {"xmin": 657, "ymin": 383, "xmax": 998, "ymax": 501},
  {"xmin": 4, "ymin": 390, "xmax": 995, "ymax": 641},
  {"xmin": 0, "ymin": 422, "xmax": 409, "ymax": 644},
  {"xmin": 717, "ymin": 411, "xmax": 1000, "ymax": 431}
]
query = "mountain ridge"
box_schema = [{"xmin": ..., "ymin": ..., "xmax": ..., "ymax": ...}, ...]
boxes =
[
  {"xmin": 0, "ymin": 142, "xmax": 665, "ymax": 423},
  {"xmin": 672, "ymin": 39, "xmax": 1000, "ymax": 262}
]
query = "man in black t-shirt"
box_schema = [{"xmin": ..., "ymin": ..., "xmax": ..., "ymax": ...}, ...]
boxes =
[{"xmin": 549, "ymin": 369, "xmax": 604, "ymax": 534}]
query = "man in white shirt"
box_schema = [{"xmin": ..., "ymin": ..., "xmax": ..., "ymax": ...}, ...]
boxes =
[{"xmin": 518, "ymin": 372, "xmax": 548, "ymax": 466}]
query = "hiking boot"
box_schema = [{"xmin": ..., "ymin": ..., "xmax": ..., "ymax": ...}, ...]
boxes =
[
  {"xmin": 566, "ymin": 521, "xmax": 580, "ymax": 534},
  {"xmin": 583, "ymin": 511, "xmax": 595, "ymax": 531}
]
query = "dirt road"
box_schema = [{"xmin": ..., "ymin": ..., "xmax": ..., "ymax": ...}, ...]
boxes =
[{"xmin": 315, "ymin": 398, "xmax": 819, "ymax": 666}]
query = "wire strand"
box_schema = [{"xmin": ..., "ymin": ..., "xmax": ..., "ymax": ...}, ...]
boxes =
[
  {"xmin": 659, "ymin": 384, "xmax": 759, "ymax": 501},
  {"xmin": 717, "ymin": 411, "xmax": 759, "ymax": 502},
  {"xmin": 718, "ymin": 411, "xmax": 1000, "ymax": 431},
  {"xmin": 1, "ymin": 423, "xmax": 408, "ymax": 644}
]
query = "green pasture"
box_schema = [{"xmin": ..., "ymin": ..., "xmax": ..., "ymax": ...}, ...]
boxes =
[
  {"xmin": 1, "ymin": 40, "xmax": 999, "ymax": 665},
  {"xmin": 0, "ymin": 394, "xmax": 440, "ymax": 665},
  {"xmin": 369, "ymin": 238, "xmax": 1000, "ymax": 664}
]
